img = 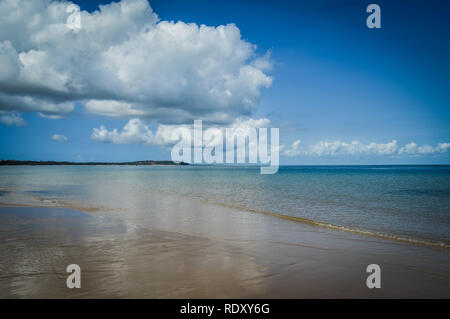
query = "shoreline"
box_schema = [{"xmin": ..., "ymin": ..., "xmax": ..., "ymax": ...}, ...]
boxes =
[
  {"xmin": 195, "ymin": 199, "xmax": 450, "ymax": 250},
  {"xmin": 0, "ymin": 202, "xmax": 449, "ymax": 298},
  {"xmin": 0, "ymin": 165, "xmax": 450, "ymax": 250},
  {"xmin": 0, "ymin": 160, "xmax": 189, "ymax": 166},
  {"xmin": 1, "ymin": 189, "xmax": 450, "ymax": 251}
]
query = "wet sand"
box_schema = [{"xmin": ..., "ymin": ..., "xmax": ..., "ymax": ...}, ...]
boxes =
[{"xmin": 0, "ymin": 205, "xmax": 449, "ymax": 298}]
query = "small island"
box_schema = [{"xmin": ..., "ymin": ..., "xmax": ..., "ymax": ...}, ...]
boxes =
[{"xmin": 0, "ymin": 160, "xmax": 189, "ymax": 166}]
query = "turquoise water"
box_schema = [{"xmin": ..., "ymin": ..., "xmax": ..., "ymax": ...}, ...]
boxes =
[{"xmin": 0, "ymin": 165, "xmax": 449, "ymax": 245}]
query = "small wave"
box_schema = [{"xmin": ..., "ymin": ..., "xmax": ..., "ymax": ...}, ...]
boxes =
[
  {"xmin": 4, "ymin": 188, "xmax": 449, "ymax": 250},
  {"xmin": 385, "ymin": 189, "xmax": 450, "ymax": 197},
  {"xmin": 200, "ymin": 200, "xmax": 450, "ymax": 250}
]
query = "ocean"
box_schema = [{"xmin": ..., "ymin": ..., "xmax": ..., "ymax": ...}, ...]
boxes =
[{"xmin": 0, "ymin": 165, "xmax": 449, "ymax": 247}]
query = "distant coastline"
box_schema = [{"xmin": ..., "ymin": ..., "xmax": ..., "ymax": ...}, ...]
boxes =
[{"xmin": 0, "ymin": 160, "xmax": 189, "ymax": 166}]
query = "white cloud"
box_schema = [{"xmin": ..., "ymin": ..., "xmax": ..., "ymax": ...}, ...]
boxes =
[
  {"xmin": 398, "ymin": 142, "xmax": 450, "ymax": 155},
  {"xmin": 0, "ymin": 0, "xmax": 272, "ymax": 123},
  {"xmin": 91, "ymin": 117, "xmax": 450, "ymax": 159},
  {"xmin": 39, "ymin": 112, "xmax": 64, "ymax": 120},
  {"xmin": 52, "ymin": 134, "xmax": 68, "ymax": 142},
  {"xmin": 0, "ymin": 91, "xmax": 75, "ymax": 116},
  {"xmin": 282, "ymin": 139, "xmax": 301, "ymax": 157},
  {"xmin": 230, "ymin": 117, "xmax": 270, "ymax": 129},
  {"xmin": 309, "ymin": 140, "xmax": 400, "ymax": 156},
  {"xmin": 0, "ymin": 111, "xmax": 26, "ymax": 126},
  {"xmin": 281, "ymin": 139, "xmax": 450, "ymax": 157},
  {"xmin": 91, "ymin": 117, "xmax": 271, "ymax": 146},
  {"xmin": 91, "ymin": 118, "xmax": 190, "ymax": 145}
]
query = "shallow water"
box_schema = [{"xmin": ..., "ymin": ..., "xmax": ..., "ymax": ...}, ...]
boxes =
[
  {"xmin": 0, "ymin": 206, "xmax": 272, "ymax": 298},
  {"xmin": 1, "ymin": 205, "xmax": 449, "ymax": 298},
  {"xmin": 0, "ymin": 165, "xmax": 449, "ymax": 246}
]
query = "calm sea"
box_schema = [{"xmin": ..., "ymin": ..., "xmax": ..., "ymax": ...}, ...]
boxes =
[{"xmin": 0, "ymin": 165, "xmax": 449, "ymax": 246}]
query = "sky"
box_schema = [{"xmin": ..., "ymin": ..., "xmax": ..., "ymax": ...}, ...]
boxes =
[{"xmin": 0, "ymin": 0, "xmax": 449, "ymax": 164}]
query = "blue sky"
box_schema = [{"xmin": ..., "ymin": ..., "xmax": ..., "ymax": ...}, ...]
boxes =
[{"xmin": 0, "ymin": 0, "xmax": 449, "ymax": 164}]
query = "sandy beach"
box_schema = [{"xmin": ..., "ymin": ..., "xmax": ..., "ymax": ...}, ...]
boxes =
[{"xmin": 1, "ymin": 203, "xmax": 449, "ymax": 298}]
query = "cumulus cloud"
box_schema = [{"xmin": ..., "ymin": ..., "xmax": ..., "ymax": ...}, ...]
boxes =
[
  {"xmin": 91, "ymin": 117, "xmax": 272, "ymax": 147},
  {"xmin": 281, "ymin": 140, "xmax": 450, "ymax": 157},
  {"xmin": 398, "ymin": 142, "xmax": 450, "ymax": 155},
  {"xmin": 0, "ymin": 0, "xmax": 272, "ymax": 123},
  {"xmin": 309, "ymin": 140, "xmax": 400, "ymax": 156},
  {"xmin": 0, "ymin": 111, "xmax": 26, "ymax": 126},
  {"xmin": 281, "ymin": 139, "xmax": 301, "ymax": 157},
  {"xmin": 52, "ymin": 134, "xmax": 68, "ymax": 142},
  {"xmin": 91, "ymin": 118, "xmax": 189, "ymax": 145}
]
